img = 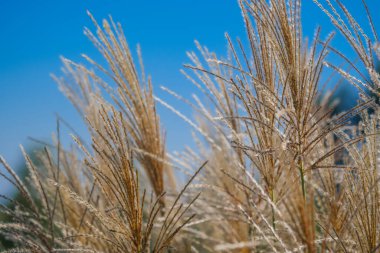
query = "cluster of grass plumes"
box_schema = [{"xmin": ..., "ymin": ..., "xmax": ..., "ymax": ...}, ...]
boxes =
[{"xmin": 1, "ymin": 0, "xmax": 380, "ymax": 252}]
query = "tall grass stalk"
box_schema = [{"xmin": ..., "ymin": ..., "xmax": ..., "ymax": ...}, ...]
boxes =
[{"xmin": 1, "ymin": 0, "xmax": 380, "ymax": 252}]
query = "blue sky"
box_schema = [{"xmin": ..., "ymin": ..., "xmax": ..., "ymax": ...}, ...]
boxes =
[{"xmin": 0, "ymin": 0, "xmax": 378, "ymax": 184}]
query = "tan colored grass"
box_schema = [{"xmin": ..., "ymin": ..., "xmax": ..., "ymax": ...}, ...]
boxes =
[{"xmin": 1, "ymin": 0, "xmax": 380, "ymax": 252}]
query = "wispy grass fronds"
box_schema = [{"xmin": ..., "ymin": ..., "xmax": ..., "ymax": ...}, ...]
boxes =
[
  {"xmin": 2, "ymin": 0, "xmax": 380, "ymax": 252},
  {"xmin": 314, "ymin": 0, "xmax": 380, "ymax": 98},
  {"xmin": 1, "ymin": 14, "xmax": 203, "ymax": 253},
  {"xmin": 177, "ymin": 0, "xmax": 379, "ymax": 251},
  {"xmin": 56, "ymin": 13, "xmax": 174, "ymax": 202}
]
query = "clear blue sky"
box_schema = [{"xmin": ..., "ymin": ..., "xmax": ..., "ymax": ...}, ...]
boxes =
[{"xmin": 0, "ymin": 0, "xmax": 377, "ymax": 182}]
